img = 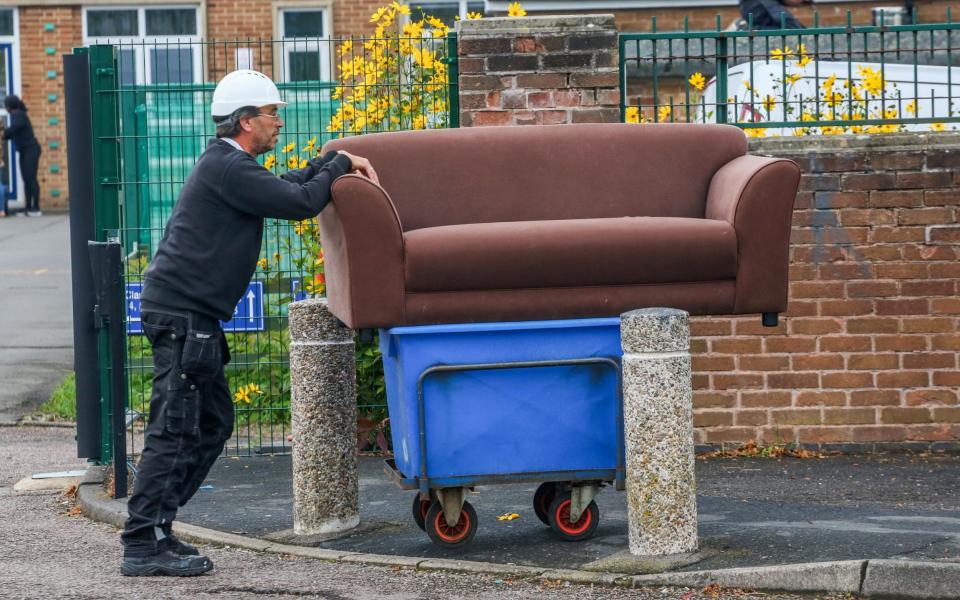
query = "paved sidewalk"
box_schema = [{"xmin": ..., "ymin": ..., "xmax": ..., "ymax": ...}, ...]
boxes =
[{"xmin": 0, "ymin": 214, "xmax": 73, "ymax": 421}]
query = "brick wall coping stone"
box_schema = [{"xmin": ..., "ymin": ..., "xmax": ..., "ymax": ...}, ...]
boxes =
[{"xmin": 457, "ymin": 14, "xmax": 616, "ymax": 35}]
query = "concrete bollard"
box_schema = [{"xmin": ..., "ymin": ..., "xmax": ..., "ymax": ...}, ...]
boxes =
[
  {"xmin": 621, "ymin": 307, "xmax": 698, "ymax": 556},
  {"xmin": 289, "ymin": 298, "xmax": 359, "ymax": 535}
]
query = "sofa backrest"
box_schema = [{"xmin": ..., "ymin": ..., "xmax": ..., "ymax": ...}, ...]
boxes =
[{"xmin": 324, "ymin": 123, "xmax": 747, "ymax": 232}]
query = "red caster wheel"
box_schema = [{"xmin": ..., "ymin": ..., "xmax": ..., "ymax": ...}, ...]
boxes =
[
  {"xmin": 533, "ymin": 482, "xmax": 558, "ymax": 525},
  {"xmin": 412, "ymin": 493, "xmax": 432, "ymax": 531},
  {"xmin": 425, "ymin": 500, "xmax": 478, "ymax": 548},
  {"xmin": 547, "ymin": 492, "xmax": 599, "ymax": 542}
]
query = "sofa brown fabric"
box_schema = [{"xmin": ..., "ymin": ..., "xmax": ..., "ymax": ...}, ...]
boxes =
[{"xmin": 320, "ymin": 123, "xmax": 800, "ymax": 329}]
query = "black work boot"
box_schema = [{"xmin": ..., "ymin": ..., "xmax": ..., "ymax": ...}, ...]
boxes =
[
  {"xmin": 121, "ymin": 550, "xmax": 213, "ymax": 577},
  {"xmin": 163, "ymin": 532, "xmax": 200, "ymax": 556}
]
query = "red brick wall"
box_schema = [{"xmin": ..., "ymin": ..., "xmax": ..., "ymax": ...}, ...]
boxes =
[
  {"xmin": 691, "ymin": 135, "xmax": 960, "ymax": 448},
  {"xmin": 16, "ymin": 6, "xmax": 81, "ymax": 211}
]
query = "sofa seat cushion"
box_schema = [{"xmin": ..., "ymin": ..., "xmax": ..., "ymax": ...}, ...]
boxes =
[{"xmin": 404, "ymin": 217, "xmax": 738, "ymax": 293}]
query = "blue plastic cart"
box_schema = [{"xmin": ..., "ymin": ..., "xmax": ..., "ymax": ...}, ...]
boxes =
[{"xmin": 379, "ymin": 318, "xmax": 625, "ymax": 547}]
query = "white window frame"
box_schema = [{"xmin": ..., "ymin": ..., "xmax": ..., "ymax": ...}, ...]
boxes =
[
  {"xmin": 0, "ymin": 7, "xmax": 23, "ymax": 207},
  {"xmin": 82, "ymin": 5, "xmax": 202, "ymax": 85},
  {"xmin": 276, "ymin": 5, "xmax": 333, "ymax": 83},
  {"xmin": 413, "ymin": 0, "xmax": 485, "ymax": 21}
]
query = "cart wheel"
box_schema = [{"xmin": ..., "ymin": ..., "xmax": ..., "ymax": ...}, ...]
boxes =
[
  {"xmin": 412, "ymin": 494, "xmax": 433, "ymax": 531},
  {"xmin": 547, "ymin": 493, "xmax": 599, "ymax": 542},
  {"xmin": 425, "ymin": 500, "xmax": 478, "ymax": 548},
  {"xmin": 533, "ymin": 482, "xmax": 558, "ymax": 525}
]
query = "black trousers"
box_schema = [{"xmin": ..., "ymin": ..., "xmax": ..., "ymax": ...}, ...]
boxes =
[
  {"xmin": 121, "ymin": 307, "xmax": 233, "ymax": 557},
  {"xmin": 18, "ymin": 145, "xmax": 41, "ymax": 212}
]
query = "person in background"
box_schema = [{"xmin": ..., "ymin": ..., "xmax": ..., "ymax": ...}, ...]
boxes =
[
  {"xmin": 0, "ymin": 144, "xmax": 7, "ymax": 218},
  {"xmin": 739, "ymin": 0, "xmax": 813, "ymax": 29},
  {"xmin": 1, "ymin": 95, "xmax": 42, "ymax": 217}
]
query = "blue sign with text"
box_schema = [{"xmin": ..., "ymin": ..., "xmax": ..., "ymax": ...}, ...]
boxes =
[{"xmin": 126, "ymin": 282, "xmax": 265, "ymax": 334}]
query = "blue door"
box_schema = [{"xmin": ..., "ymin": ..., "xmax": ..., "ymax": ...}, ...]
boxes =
[{"xmin": 0, "ymin": 43, "xmax": 16, "ymax": 206}]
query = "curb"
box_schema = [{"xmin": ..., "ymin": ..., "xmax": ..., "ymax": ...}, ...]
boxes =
[{"xmin": 76, "ymin": 468, "xmax": 960, "ymax": 598}]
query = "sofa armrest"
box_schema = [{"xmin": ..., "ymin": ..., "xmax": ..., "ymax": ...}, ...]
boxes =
[
  {"xmin": 706, "ymin": 155, "xmax": 801, "ymax": 314},
  {"xmin": 318, "ymin": 174, "xmax": 406, "ymax": 329}
]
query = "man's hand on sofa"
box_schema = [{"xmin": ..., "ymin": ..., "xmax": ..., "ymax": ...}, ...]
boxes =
[{"xmin": 337, "ymin": 150, "xmax": 379, "ymax": 185}]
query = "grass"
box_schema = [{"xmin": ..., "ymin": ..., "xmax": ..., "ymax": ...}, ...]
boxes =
[{"xmin": 37, "ymin": 372, "xmax": 78, "ymax": 421}]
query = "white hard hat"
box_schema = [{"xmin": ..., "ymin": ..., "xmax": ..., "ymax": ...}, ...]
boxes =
[{"xmin": 211, "ymin": 69, "xmax": 287, "ymax": 118}]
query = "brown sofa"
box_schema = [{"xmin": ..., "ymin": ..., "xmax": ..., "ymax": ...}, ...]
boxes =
[{"xmin": 320, "ymin": 123, "xmax": 800, "ymax": 329}]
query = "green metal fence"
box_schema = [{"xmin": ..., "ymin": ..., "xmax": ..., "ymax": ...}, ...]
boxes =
[
  {"xmin": 81, "ymin": 33, "xmax": 458, "ymax": 462},
  {"xmin": 619, "ymin": 10, "xmax": 960, "ymax": 136}
]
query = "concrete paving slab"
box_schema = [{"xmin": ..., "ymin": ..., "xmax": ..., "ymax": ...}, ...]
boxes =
[
  {"xmin": 862, "ymin": 560, "xmax": 960, "ymax": 599},
  {"xmin": 627, "ymin": 560, "xmax": 866, "ymax": 593},
  {"xmin": 13, "ymin": 475, "xmax": 80, "ymax": 493}
]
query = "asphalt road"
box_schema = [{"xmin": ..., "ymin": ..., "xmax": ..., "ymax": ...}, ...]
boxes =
[{"xmin": 0, "ymin": 214, "xmax": 73, "ymax": 421}]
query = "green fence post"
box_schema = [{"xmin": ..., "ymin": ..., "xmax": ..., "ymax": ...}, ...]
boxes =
[
  {"xmin": 88, "ymin": 44, "xmax": 124, "ymax": 463},
  {"xmin": 716, "ymin": 34, "xmax": 729, "ymax": 124},
  {"xmin": 446, "ymin": 31, "xmax": 459, "ymax": 128}
]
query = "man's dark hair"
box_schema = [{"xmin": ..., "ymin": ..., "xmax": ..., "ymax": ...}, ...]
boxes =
[
  {"xmin": 3, "ymin": 94, "xmax": 26, "ymax": 111},
  {"xmin": 214, "ymin": 105, "xmax": 259, "ymax": 138}
]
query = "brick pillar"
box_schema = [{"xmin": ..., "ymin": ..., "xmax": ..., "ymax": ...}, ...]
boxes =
[{"xmin": 457, "ymin": 14, "xmax": 620, "ymax": 127}]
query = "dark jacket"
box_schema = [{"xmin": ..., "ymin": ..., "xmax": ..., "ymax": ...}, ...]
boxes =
[
  {"xmin": 141, "ymin": 139, "xmax": 353, "ymax": 321},
  {"xmin": 2, "ymin": 110, "xmax": 39, "ymax": 151}
]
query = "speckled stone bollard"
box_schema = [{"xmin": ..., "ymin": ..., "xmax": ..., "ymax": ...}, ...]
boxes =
[
  {"xmin": 289, "ymin": 298, "xmax": 359, "ymax": 535},
  {"xmin": 621, "ymin": 308, "xmax": 698, "ymax": 556}
]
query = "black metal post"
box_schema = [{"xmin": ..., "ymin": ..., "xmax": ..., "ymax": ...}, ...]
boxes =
[
  {"xmin": 88, "ymin": 241, "xmax": 128, "ymax": 498},
  {"xmin": 64, "ymin": 51, "xmax": 102, "ymax": 460}
]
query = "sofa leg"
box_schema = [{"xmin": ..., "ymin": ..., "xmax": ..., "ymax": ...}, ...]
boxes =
[
  {"xmin": 357, "ymin": 328, "xmax": 375, "ymax": 345},
  {"xmin": 761, "ymin": 312, "xmax": 779, "ymax": 327}
]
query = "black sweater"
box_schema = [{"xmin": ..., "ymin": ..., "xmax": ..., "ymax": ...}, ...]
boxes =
[
  {"xmin": 2, "ymin": 110, "xmax": 39, "ymax": 151},
  {"xmin": 141, "ymin": 139, "xmax": 353, "ymax": 321}
]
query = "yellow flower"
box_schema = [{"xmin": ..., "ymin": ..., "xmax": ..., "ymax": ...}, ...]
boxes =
[
  {"xmin": 338, "ymin": 40, "xmax": 353, "ymax": 56},
  {"xmin": 256, "ymin": 258, "xmax": 268, "ymax": 270},
  {"xmin": 467, "ymin": 11, "xmax": 482, "ymax": 19},
  {"xmin": 884, "ymin": 107, "xmax": 898, "ymax": 120},
  {"xmin": 745, "ymin": 127, "xmax": 767, "ymax": 138},
  {"xmin": 370, "ymin": 6, "xmax": 388, "ymax": 22},
  {"xmin": 233, "ymin": 383, "xmax": 264, "ymax": 405},
  {"xmin": 507, "ymin": 2, "xmax": 526, "ymax": 17},
  {"xmin": 391, "ymin": 1, "xmax": 411, "ymax": 15},
  {"xmin": 287, "ymin": 155, "xmax": 299, "ymax": 169},
  {"xmin": 294, "ymin": 219, "xmax": 314, "ymax": 236},
  {"xmin": 822, "ymin": 74, "xmax": 837, "ymax": 91},
  {"xmin": 412, "ymin": 114, "xmax": 427, "ymax": 129},
  {"xmin": 282, "ymin": 141, "xmax": 296, "ymax": 153},
  {"xmin": 658, "ymin": 105, "xmax": 672, "ymax": 122},
  {"xmin": 301, "ymin": 136, "xmax": 317, "ymax": 153},
  {"xmin": 770, "ymin": 46, "xmax": 794, "ymax": 61},
  {"xmin": 931, "ymin": 122, "xmax": 946, "ymax": 132},
  {"xmin": 688, "ymin": 72, "xmax": 706, "ymax": 91},
  {"xmin": 785, "ymin": 73, "xmax": 801, "ymax": 85},
  {"xmin": 273, "ymin": 252, "xmax": 281, "ymax": 263},
  {"xmin": 905, "ymin": 100, "xmax": 917, "ymax": 116},
  {"xmin": 857, "ymin": 65, "xmax": 884, "ymax": 96},
  {"xmin": 625, "ymin": 106, "xmax": 642, "ymax": 123},
  {"xmin": 763, "ymin": 95, "xmax": 776, "ymax": 113},
  {"xmin": 263, "ymin": 155, "xmax": 276, "ymax": 170},
  {"xmin": 743, "ymin": 80, "xmax": 753, "ymax": 92},
  {"xmin": 299, "ymin": 158, "xmax": 309, "ymax": 169}
]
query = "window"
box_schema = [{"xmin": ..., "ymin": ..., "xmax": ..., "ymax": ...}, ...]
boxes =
[
  {"xmin": 410, "ymin": 1, "xmax": 485, "ymax": 28},
  {"xmin": 0, "ymin": 9, "xmax": 14, "ymax": 36},
  {"xmin": 83, "ymin": 6, "xmax": 201, "ymax": 85},
  {"xmin": 279, "ymin": 9, "xmax": 331, "ymax": 82}
]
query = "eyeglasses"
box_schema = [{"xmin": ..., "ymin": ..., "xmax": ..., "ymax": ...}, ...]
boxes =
[{"xmin": 256, "ymin": 112, "xmax": 282, "ymax": 120}]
